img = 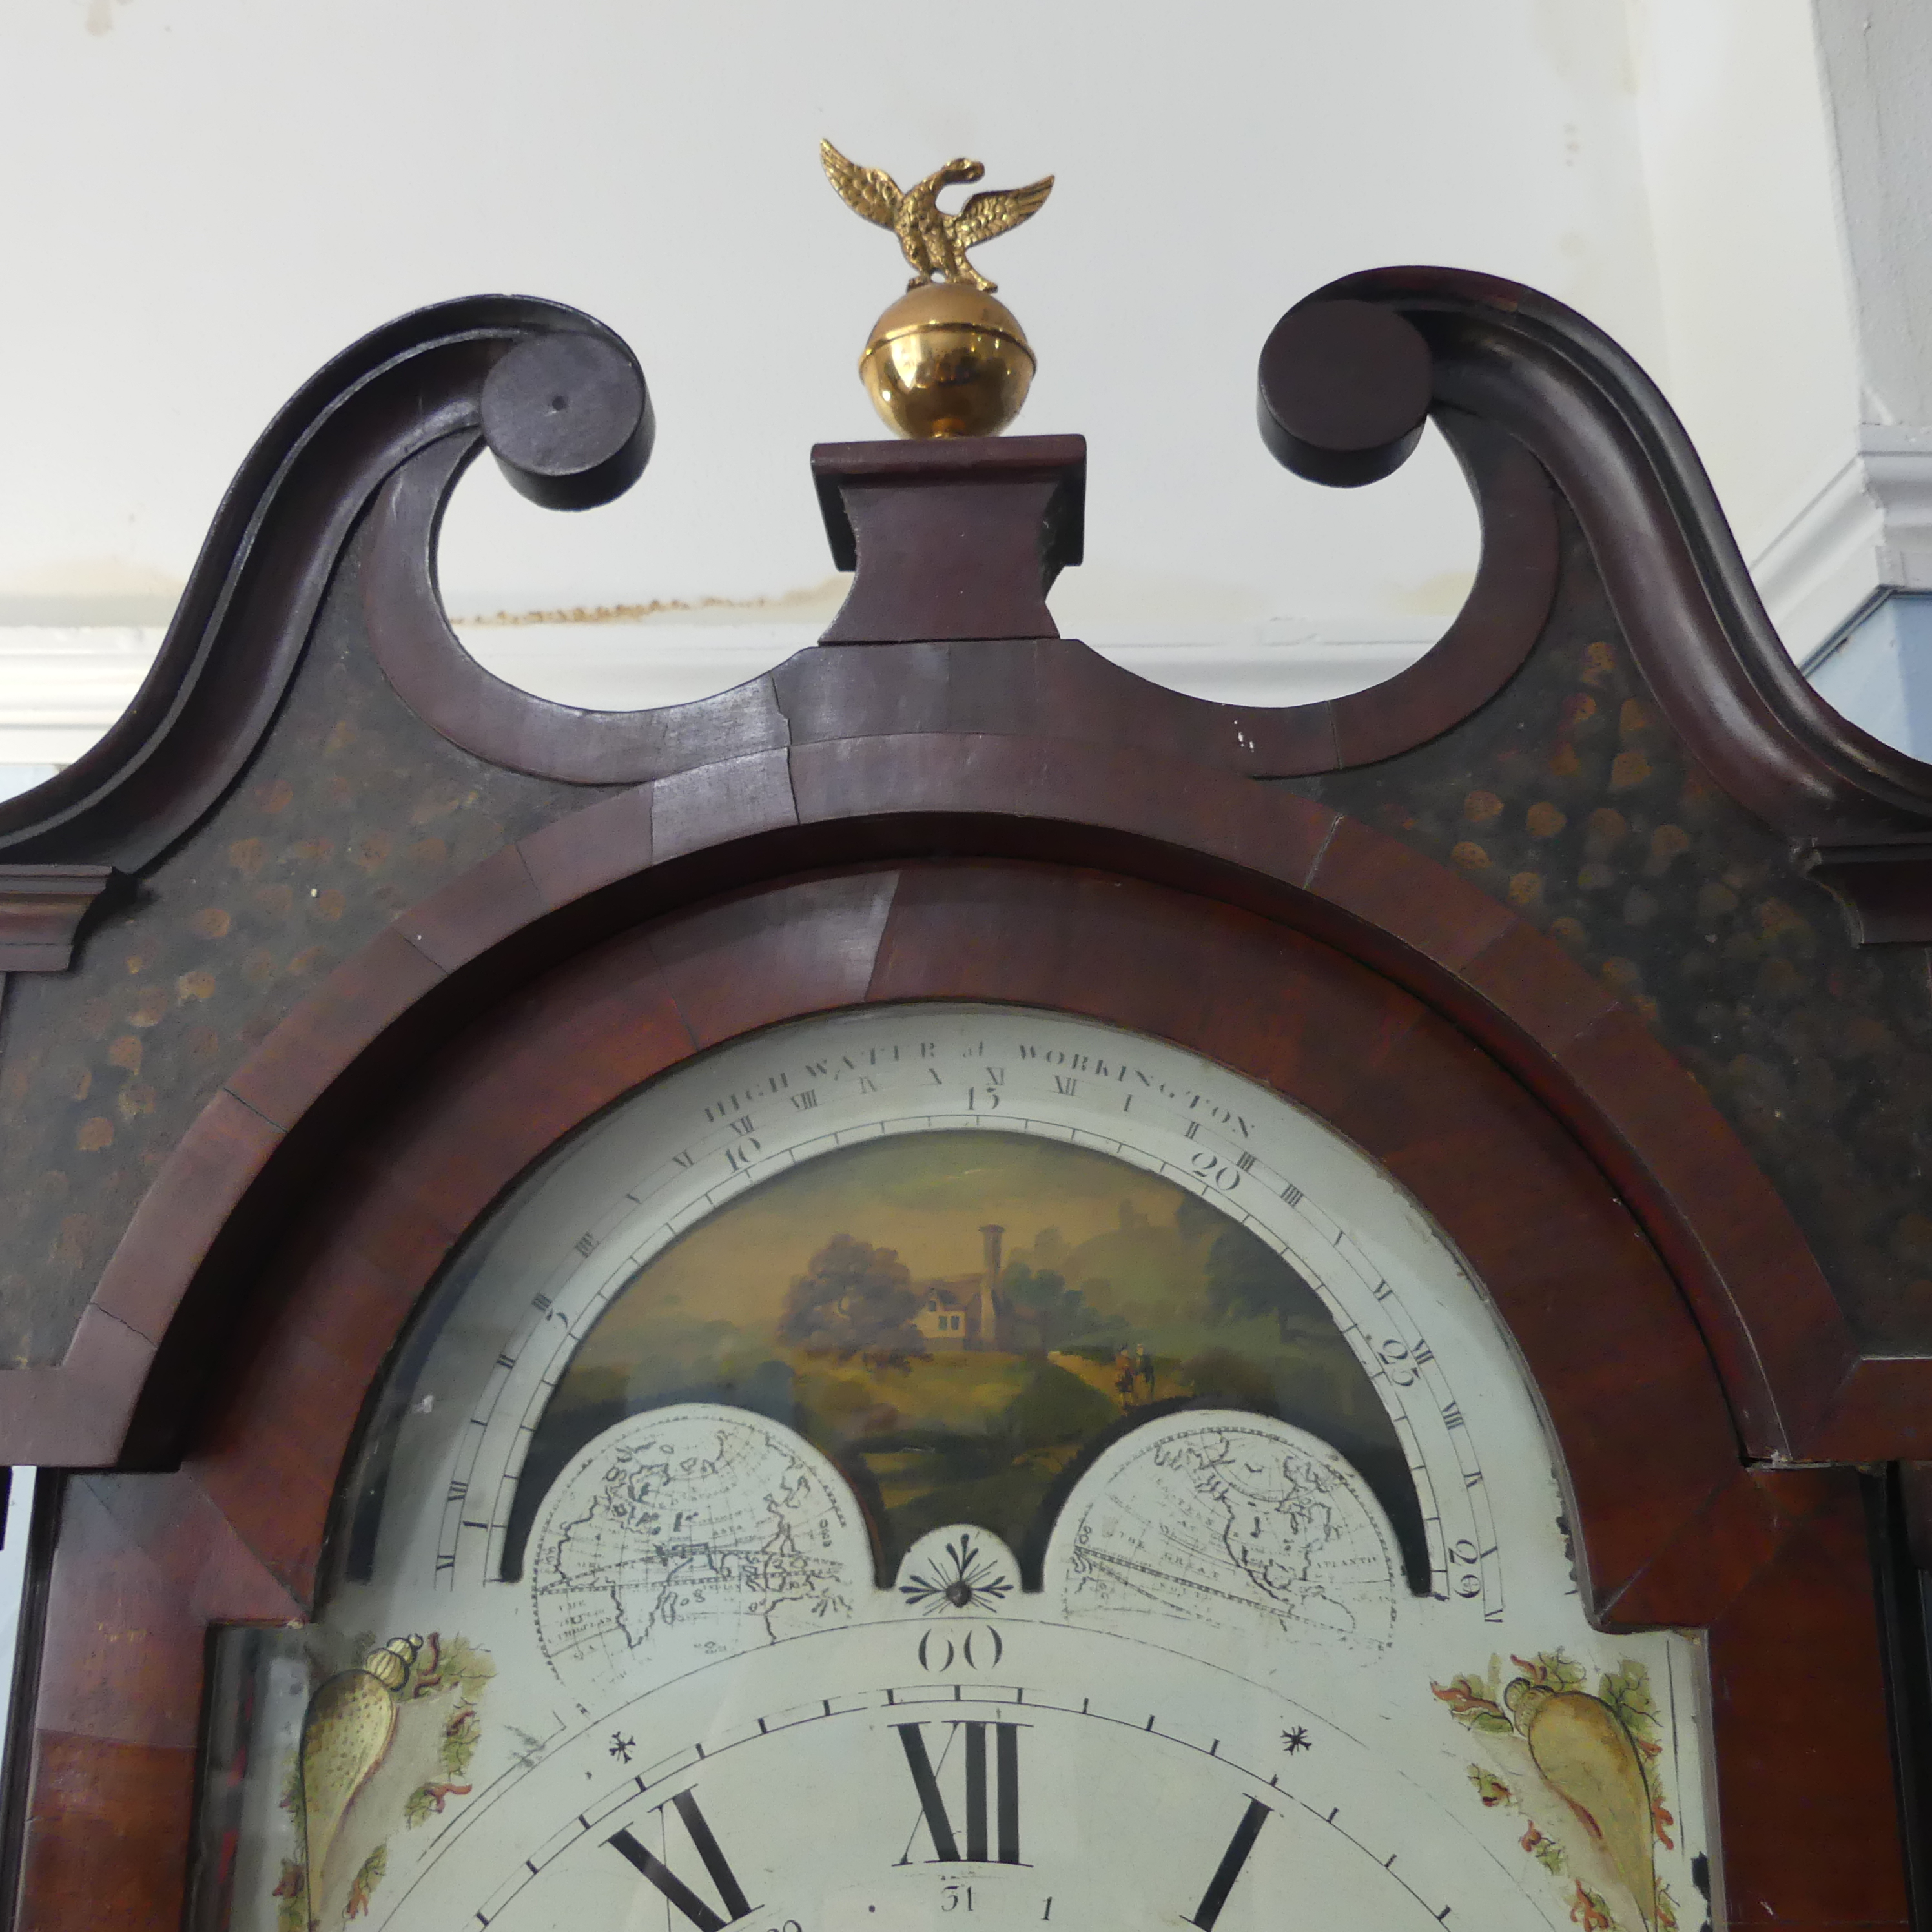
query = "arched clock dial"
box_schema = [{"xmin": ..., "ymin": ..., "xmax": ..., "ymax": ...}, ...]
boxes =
[
  {"xmin": 366, "ymin": 1008, "xmax": 1497, "ymax": 1610},
  {"xmin": 199, "ymin": 1006, "xmax": 1717, "ymax": 1932}
]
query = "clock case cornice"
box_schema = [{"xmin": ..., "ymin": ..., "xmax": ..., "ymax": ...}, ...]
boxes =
[
  {"xmin": 1, "ymin": 271, "xmax": 1928, "ymax": 1461},
  {"xmin": 0, "ymin": 268, "xmax": 1925, "ymax": 1930}
]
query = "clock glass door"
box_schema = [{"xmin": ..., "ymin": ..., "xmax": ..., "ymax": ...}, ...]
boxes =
[{"xmin": 192, "ymin": 1004, "xmax": 1716, "ymax": 1932}]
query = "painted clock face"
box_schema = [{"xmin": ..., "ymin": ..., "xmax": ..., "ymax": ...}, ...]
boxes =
[{"xmin": 197, "ymin": 1005, "xmax": 1716, "ymax": 1932}]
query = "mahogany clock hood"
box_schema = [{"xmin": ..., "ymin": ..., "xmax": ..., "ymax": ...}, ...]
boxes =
[{"xmin": 0, "ymin": 267, "xmax": 1922, "ymax": 1929}]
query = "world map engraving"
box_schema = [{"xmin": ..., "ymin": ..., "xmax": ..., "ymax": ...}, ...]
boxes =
[
  {"xmin": 1057, "ymin": 1415, "xmax": 1398, "ymax": 1654},
  {"xmin": 529, "ymin": 1404, "xmax": 862, "ymax": 1693}
]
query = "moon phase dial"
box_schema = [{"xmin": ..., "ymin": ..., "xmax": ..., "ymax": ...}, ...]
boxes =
[
  {"xmin": 424, "ymin": 1010, "xmax": 1497, "ymax": 1625},
  {"xmin": 233, "ymin": 1005, "xmax": 1709, "ymax": 1932}
]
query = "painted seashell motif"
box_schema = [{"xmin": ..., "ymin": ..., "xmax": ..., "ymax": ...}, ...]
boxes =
[
  {"xmin": 1526, "ymin": 1690, "xmax": 1656, "ymax": 1926},
  {"xmin": 298, "ymin": 1636, "xmax": 418, "ymax": 1923}
]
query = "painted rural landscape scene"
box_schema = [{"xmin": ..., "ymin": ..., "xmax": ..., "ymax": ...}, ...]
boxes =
[{"xmin": 511, "ymin": 1131, "xmax": 1422, "ymax": 1586}]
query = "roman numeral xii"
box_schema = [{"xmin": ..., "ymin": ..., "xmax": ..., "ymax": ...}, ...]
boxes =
[{"xmin": 894, "ymin": 1720, "xmax": 1025, "ymax": 1865}]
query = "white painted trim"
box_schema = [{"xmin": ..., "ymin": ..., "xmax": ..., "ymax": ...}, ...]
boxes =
[
  {"xmin": 0, "ymin": 1472, "xmax": 36, "ymax": 1799},
  {"xmin": 0, "ymin": 629, "xmax": 163, "ymax": 764},
  {"xmin": 0, "ymin": 624, "xmax": 1443, "ymax": 777},
  {"xmin": 1749, "ymin": 451, "xmax": 1881, "ymax": 660},
  {"xmin": 1749, "ymin": 432, "xmax": 1932, "ymax": 660}
]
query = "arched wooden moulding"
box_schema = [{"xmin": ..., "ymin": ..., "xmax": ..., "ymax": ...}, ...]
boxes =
[
  {"xmin": 12, "ymin": 829, "xmax": 1909, "ymax": 1932},
  {"xmin": 25, "ymin": 736, "xmax": 1893, "ymax": 1480},
  {"xmin": 358, "ymin": 316, "xmax": 1561, "ymax": 786},
  {"xmin": 200, "ymin": 859, "xmax": 1737, "ymax": 1625},
  {"xmin": 1, "ymin": 265, "xmax": 1927, "ymax": 1932}
]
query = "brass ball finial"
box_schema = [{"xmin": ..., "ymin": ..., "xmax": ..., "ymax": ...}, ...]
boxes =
[
  {"xmin": 821, "ymin": 139, "xmax": 1053, "ymax": 440},
  {"xmin": 859, "ymin": 285, "xmax": 1036, "ymax": 439}
]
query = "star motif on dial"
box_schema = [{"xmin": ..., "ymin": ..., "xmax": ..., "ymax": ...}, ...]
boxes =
[
  {"xmin": 899, "ymin": 1533, "xmax": 1014, "ymax": 1614},
  {"xmin": 608, "ymin": 1732, "xmax": 636, "ymax": 1763},
  {"xmin": 1282, "ymin": 1727, "xmax": 1313, "ymax": 1754}
]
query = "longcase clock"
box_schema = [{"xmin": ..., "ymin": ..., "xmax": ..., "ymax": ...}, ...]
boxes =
[{"xmin": 0, "ymin": 270, "xmax": 1924, "ymax": 1932}]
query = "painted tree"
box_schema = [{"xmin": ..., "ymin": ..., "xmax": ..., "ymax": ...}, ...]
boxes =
[
  {"xmin": 779, "ymin": 1233, "xmax": 924, "ymax": 1359},
  {"xmin": 1000, "ymin": 1260, "xmax": 1126, "ymax": 1352}
]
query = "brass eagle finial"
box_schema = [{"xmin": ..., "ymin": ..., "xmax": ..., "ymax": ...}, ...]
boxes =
[{"xmin": 821, "ymin": 140, "xmax": 1053, "ymax": 294}]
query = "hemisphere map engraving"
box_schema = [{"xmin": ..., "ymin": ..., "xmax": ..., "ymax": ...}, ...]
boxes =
[
  {"xmin": 1058, "ymin": 1416, "xmax": 1399, "ymax": 1653},
  {"xmin": 529, "ymin": 1405, "xmax": 861, "ymax": 1693},
  {"xmin": 528, "ymin": 1404, "xmax": 1399, "ymax": 1697}
]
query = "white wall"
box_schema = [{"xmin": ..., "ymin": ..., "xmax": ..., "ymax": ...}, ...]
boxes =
[
  {"xmin": 0, "ymin": 0, "xmax": 1675, "ymax": 751},
  {"xmin": 1626, "ymin": 0, "xmax": 1860, "ymax": 571},
  {"xmin": 0, "ymin": 0, "xmax": 1919, "ymax": 772}
]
